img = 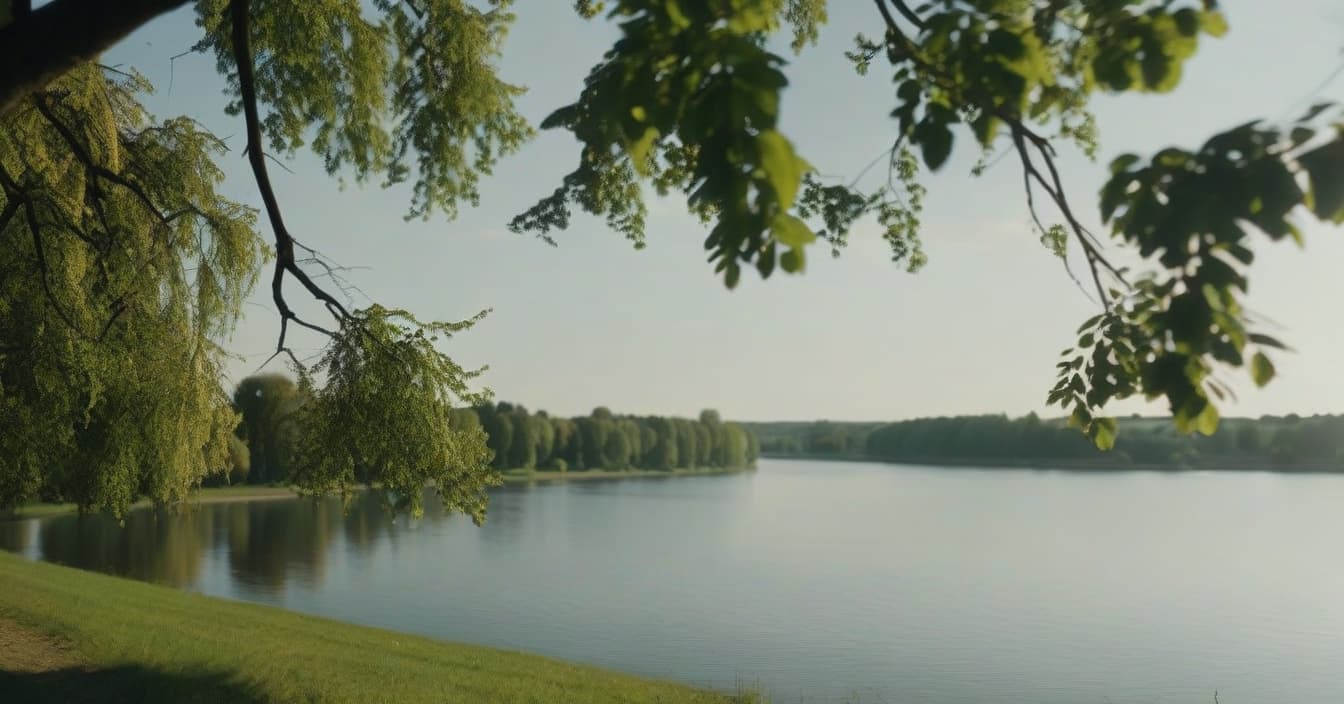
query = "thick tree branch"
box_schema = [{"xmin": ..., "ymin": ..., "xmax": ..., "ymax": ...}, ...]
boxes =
[
  {"xmin": 886, "ymin": 0, "xmax": 927, "ymax": 30},
  {"xmin": 228, "ymin": 0, "xmax": 348, "ymax": 356},
  {"xmin": 0, "ymin": 0, "xmax": 190, "ymax": 116}
]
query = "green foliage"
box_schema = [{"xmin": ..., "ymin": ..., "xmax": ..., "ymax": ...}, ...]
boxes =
[
  {"xmin": 521, "ymin": 0, "xmax": 1342, "ymax": 450},
  {"xmin": 1054, "ymin": 111, "xmax": 1343, "ymax": 441},
  {"xmin": 288, "ymin": 305, "xmax": 497, "ymax": 522},
  {"xmin": 213, "ymin": 436, "xmax": 251, "ymax": 486},
  {"xmin": 513, "ymin": 0, "xmax": 815, "ymax": 285},
  {"xmin": 0, "ymin": 65, "xmax": 263, "ymax": 516},
  {"xmin": 192, "ymin": 0, "xmax": 532, "ymax": 220},
  {"xmin": 460, "ymin": 403, "xmax": 757, "ymax": 472},
  {"xmin": 231, "ymin": 373, "xmax": 303, "ymax": 484},
  {"xmin": 5, "ymin": 0, "xmax": 1344, "ymax": 520}
]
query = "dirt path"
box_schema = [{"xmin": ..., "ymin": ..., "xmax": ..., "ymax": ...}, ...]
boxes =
[{"xmin": 0, "ymin": 617, "xmax": 84, "ymax": 673}]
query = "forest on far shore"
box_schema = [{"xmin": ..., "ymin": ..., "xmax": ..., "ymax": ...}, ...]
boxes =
[
  {"xmin": 221, "ymin": 374, "xmax": 758, "ymax": 486},
  {"xmin": 745, "ymin": 414, "xmax": 1344, "ymax": 471}
]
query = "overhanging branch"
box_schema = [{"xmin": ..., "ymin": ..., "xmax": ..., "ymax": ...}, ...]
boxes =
[
  {"xmin": 228, "ymin": 0, "xmax": 350, "ymax": 358},
  {"xmin": 0, "ymin": 0, "xmax": 190, "ymax": 116}
]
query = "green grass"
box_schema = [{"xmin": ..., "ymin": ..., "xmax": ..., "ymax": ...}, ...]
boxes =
[{"xmin": 0, "ymin": 551, "xmax": 742, "ymax": 703}]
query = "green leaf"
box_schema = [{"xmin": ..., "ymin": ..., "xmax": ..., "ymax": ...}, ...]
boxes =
[
  {"xmin": 1194, "ymin": 402, "xmax": 1219, "ymax": 436},
  {"xmin": 971, "ymin": 112, "xmax": 999, "ymax": 147},
  {"xmin": 626, "ymin": 126, "xmax": 659, "ymax": 175},
  {"xmin": 1299, "ymin": 102, "xmax": 1335, "ymax": 124},
  {"xmin": 1300, "ymin": 137, "xmax": 1344, "ymax": 223},
  {"xmin": 772, "ymin": 213, "xmax": 816, "ymax": 248},
  {"xmin": 985, "ymin": 29, "xmax": 1025, "ymax": 60},
  {"xmin": 1108, "ymin": 154, "xmax": 1141, "ymax": 175},
  {"xmin": 780, "ymin": 248, "xmax": 805, "ymax": 273},
  {"xmin": 756, "ymin": 129, "xmax": 806, "ymax": 206},
  {"xmin": 1248, "ymin": 333, "xmax": 1288, "ymax": 351},
  {"xmin": 1091, "ymin": 417, "xmax": 1118, "ymax": 451},
  {"xmin": 915, "ymin": 120, "xmax": 954, "ymax": 171},
  {"xmin": 1250, "ymin": 352, "xmax": 1276, "ymax": 387},
  {"xmin": 1068, "ymin": 405, "xmax": 1092, "ymax": 429},
  {"xmin": 1200, "ymin": 10, "xmax": 1229, "ymax": 38},
  {"xmin": 1172, "ymin": 8, "xmax": 1199, "ymax": 37}
]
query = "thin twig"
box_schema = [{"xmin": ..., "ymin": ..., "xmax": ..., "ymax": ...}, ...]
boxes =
[{"xmin": 166, "ymin": 47, "xmax": 196, "ymax": 99}]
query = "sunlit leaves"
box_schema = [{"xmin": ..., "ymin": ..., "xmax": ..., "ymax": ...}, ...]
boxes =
[
  {"xmin": 1087, "ymin": 4, "xmax": 1223, "ymax": 94},
  {"xmin": 771, "ymin": 213, "xmax": 814, "ymax": 248},
  {"xmin": 291, "ymin": 305, "xmax": 498, "ymax": 522},
  {"xmin": 0, "ymin": 66, "xmax": 264, "ymax": 515},
  {"xmin": 756, "ymin": 129, "xmax": 807, "ymax": 206},
  {"xmin": 193, "ymin": 0, "xmax": 531, "ymax": 220},
  {"xmin": 1250, "ymin": 352, "xmax": 1276, "ymax": 388},
  {"xmin": 1039, "ymin": 223, "xmax": 1068, "ymax": 259}
]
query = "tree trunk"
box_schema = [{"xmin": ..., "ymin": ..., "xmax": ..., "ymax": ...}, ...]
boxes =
[{"xmin": 0, "ymin": 0, "xmax": 190, "ymax": 116}]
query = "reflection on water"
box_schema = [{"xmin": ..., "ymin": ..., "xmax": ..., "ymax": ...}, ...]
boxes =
[
  {"xmin": 0, "ymin": 518, "xmax": 31, "ymax": 553},
  {"xmin": 35, "ymin": 506, "xmax": 216, "ymax": 588},
  {"xmin": 1, "ymin": 493, "xmax": 444, "ymax": 594},
  {"xmin": 6, "ymin": 463, "xmax": 1344, "ymax": 704}
]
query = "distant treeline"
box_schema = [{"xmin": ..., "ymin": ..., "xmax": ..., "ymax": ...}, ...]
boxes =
[
  {"xmin": 453, "ymin": 403, "xmax": 757, "ymax": 473},
  {"xmin": 746, "ymin": 414, "xmax": 1344, "ymax": 471},
  {"xmin": 215, "ymin": 374, "xmax": 758, "ymax": 486}
]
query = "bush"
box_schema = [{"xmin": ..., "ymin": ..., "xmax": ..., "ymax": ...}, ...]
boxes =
[
  {"xmin": 550, "ymin": 458, "xmax": 568, "ymax": 473},
  {"xmin": 202, "ymin": 436, "xmax": 250, "ymax": 487}
]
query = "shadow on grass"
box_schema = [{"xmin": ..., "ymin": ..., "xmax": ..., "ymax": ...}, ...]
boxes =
[{"xmin": 0, "ymin": 664, "xmax": 269, "ymax": 703}]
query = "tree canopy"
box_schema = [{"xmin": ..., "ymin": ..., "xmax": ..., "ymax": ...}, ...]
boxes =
[{"xmin": 0, "ymin": 0, "xmax": 1340, "ymax": 517}]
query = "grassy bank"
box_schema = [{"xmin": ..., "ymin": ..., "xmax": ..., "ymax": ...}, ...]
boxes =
[
  {"xmin": 2, "ymin": 466, "xmax": 754, "ymax": 522},
  {"xmin": 0, "ymin": 551, "xmax": 741, "ymax": 703}
]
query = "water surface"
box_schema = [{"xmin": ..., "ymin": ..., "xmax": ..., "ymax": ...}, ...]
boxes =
[{"xmin": 5, "ymin": 459, "xmax": 1342, "ymax": 702}]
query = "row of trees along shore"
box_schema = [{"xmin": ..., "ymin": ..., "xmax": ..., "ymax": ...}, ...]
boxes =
[
  {"xmin": 747, "ymin": 414, "xmax": 1344, "ymax": 471},
  {"xmin": 218, "ymin": 374, "xmax": 758, "ymax": 486}
]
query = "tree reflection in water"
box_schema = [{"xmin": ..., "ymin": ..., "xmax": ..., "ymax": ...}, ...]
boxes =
[{"xmin": 14, "ymin": 490, "xmax": 478, "ymax": 594}]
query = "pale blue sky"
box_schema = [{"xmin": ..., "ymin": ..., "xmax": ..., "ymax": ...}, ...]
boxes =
[{"xmin": 104, "ymin": 1, "xmax": 1343, "ymax": 421}]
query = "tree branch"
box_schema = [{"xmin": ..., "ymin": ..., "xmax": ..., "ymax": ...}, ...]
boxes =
[
  {"xmin": 228, "ymin": 0, "xmax": 349, "ymax": 356},
  {"xmin": 872, "ymin": 3, "xmax": 1127, "ymax": 306},
  {"xmin": 0, "ymin": 162, "xmax": 98, "ymax": 340},
  {"xmin": 32, "ymin": 94, "xmax": 179, "ymax": 237},
  {"xmin": 0, "ymin": 0, "xmax": 190, "ymax": 116},
  {"xmin": 886, "ymin": 0, "xmax": 927, "ymax": 30},
  {"xmin": 0, "ymin": 198, "xmax": 19, "ymax": 238}
]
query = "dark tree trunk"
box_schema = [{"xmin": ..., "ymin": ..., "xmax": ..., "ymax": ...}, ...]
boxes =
[{"xmin": 0, "ymin": 0, "xmax": 190, "ymax": 116}]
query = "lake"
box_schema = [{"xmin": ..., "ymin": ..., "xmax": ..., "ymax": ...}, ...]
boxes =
[{"xmin": 4, "ymin": 459, "xmax": 1343, "ymax": 703}]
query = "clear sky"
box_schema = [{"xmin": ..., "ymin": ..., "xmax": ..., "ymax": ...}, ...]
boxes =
[{"xmin": 103, "ymin": 1, "xmax": 1343, "ymax": 422}]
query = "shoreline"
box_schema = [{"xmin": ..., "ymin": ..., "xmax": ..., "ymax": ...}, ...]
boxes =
[
  {"xmin": 2, "ymin": 466, "xmax": 755, "ymax": 522},
  {"xmin": 0, "ymin": 552, "xmax": 738, "ymax": 703},
  {"xmin": 760, "ymin": 453, "xmax": 1344, "ymax": 474}
]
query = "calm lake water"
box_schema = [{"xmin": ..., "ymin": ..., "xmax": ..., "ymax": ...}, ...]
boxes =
[{"xmin": 4, "ymin": 459, "xmax": 1343, "ymax": 703}]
